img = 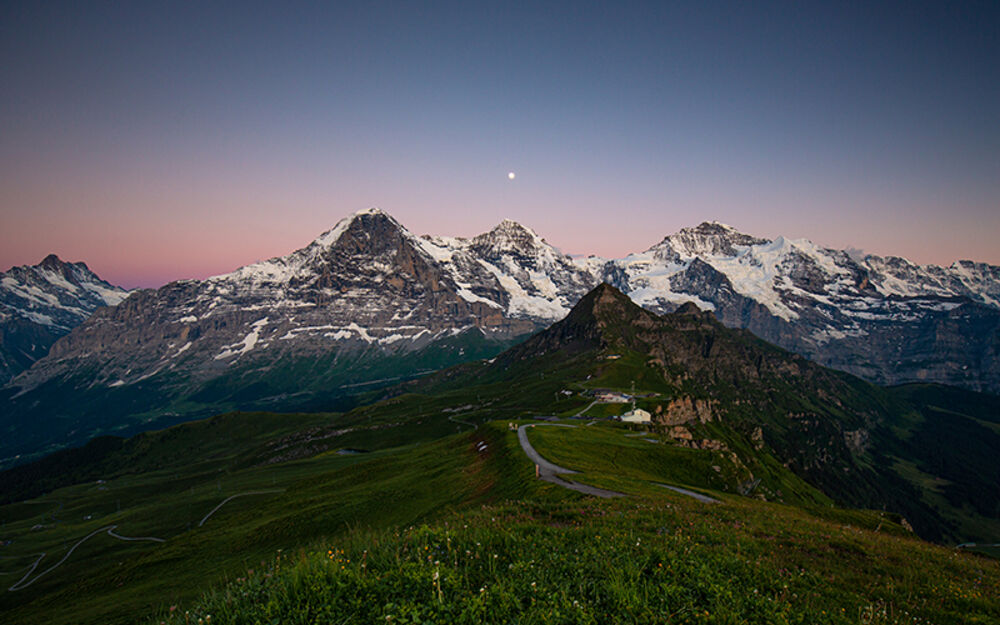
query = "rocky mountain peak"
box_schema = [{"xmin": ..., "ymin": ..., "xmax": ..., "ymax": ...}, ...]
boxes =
[
  {"xmin": 563, "ymin": 283, "xmax": 651, "ymax": 333},
  {"xmin": 471, "ymin": 219, "xmax": 545, "ymax": 255},
  {"xmin": 649, "ymin": 221, "xmax": 772, "ymax": 259},
  {"xmin": 674, "ymin": 301, "xmax": 704, "ymax": 315},
  {"xmin": 0, "ymin": 255, "xmax": 131, "ymax": 383},
  {"xmin": 306, "ymin": 208, "xmax": 413, "ymax": 259},
  {"xmin": 35, "ymin": 254, "xmax": 101, "ymax": 283},
  {"xmin": 38, "ymin": 253, "xmax": 66, "ymax": 270}
]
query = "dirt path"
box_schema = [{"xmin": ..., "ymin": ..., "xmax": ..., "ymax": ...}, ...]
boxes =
[
  {"xmin": 106, "ymin": 528, "xmax": 166, "ymax": 543},
  {"xmin": 198, "ymin": 489, "xmax": 285, "ymax": 527},
  {"xmin": 656, "ymin": 483, "xmax": 719, "ymax": 504},
  {"xmin": 517, "ymin": 423, "xmax": 722, "ymax": 504},
  {"xmin": 517, "ymin": 424, "xmax": 624, "ymax": 498},
  {"xmin": 6, "ymin": 552, "xmax": 47, "ymax": 591},
  {"xmin": 5, "ymin": 522, "xmax": 167, "ymax": 592}
]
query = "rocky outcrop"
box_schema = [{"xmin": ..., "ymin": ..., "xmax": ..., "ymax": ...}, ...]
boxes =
[{"xmin": 654, "ymin": 396, "xmax": 716, "ymax": 425}]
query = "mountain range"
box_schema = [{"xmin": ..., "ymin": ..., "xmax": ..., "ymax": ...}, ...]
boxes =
[{"xmin": 3, "ymin": 208, "xmax": 999, "ymax": 466}]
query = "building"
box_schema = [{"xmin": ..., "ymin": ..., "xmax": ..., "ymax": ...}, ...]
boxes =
[
  {"xmin": 598, "ymin": 392, "xmax": 630, "ymax": 403},
  {"xmin": 621, "ymin": 408, "xmax": 651, "ymax": 423}
]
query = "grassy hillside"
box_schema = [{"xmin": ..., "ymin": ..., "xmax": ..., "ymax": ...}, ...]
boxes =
[
  {"xmin": 2, "ymin": 413, "xmax": 997, "ymax": 624},
  {"xmin": 154, "ymin": 422, "xmax": 998, "ymax": 625},
  {"xmin": 0, "ymin": 416, "xmax": 558, "ymax": 625},
  {"xmin": 390, "ymin": 285, "xmax": 1000, "ymax": 544},
  {"xmin": 1, "ymin": 329, "xmax": 524, "ymax": 470}
]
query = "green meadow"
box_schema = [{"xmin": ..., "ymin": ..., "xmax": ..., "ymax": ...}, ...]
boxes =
[{"xmin": 2, "ymin": 412, "xmax": 996, "ymax": 624}]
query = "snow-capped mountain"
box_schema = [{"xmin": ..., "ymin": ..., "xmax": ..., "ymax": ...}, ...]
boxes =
[
  {"xmin": 0, "ymin": 254, "xmax": 130, "ymax": 382},
  {"xmin": 600, "ymin": 222, "xmax": 1000, "ymax": 392},
  {"xmin": 11, "ymin": 209, "xmax": 549, "ymax": 395}
]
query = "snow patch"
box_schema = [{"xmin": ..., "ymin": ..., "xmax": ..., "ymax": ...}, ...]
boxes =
[{"xmin": 214, "ymin": 318, "xmax": 269, "ymax": 361}]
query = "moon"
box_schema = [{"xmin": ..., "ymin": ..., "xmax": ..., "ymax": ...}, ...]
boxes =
[{"xmin": 507, "ymin": 172, "xmax": 516, "ymax": 180}]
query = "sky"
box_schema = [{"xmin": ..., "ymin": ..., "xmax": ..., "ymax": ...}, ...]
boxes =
[{"xmin": 1, "ymin": 1, "xmax": 998, "ymax": 288}]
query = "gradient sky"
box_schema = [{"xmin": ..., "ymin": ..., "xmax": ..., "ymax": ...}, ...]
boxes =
[{"xmin": 2, "ymin": 1, "xmax": 998, "ymax": 288}]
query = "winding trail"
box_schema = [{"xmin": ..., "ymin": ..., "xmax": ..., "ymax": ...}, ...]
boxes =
[
  {"xmin": 517, "ymin": 424, "xmax": 624, "ymax": 498},
  {"xmin": 516, "ymin": 422, "xmax": 723, "ymax": 504},
  {"xmin": 9, "ymin": 526, "xmax": 113, "ymax": 591},
  {"xmin": 106, "ymin": 528, "xmax": 167, "ymax": 543},
  {"xmin": 6, "ymin": 552, "xmax": 46, "ymax": 591},
  {"xmin": 198, "ymin": 490, "xmax": 285, "ymax": 527},
  {"xmin": 656, "ymin": 483, "xmax": 719, "ymax": 504},
  {"xmin": 6, "ymin": 524, "xmax": 165, "ymax": 592}
]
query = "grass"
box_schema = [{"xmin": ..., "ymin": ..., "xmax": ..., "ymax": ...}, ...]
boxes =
[
  {"xmin": 154, "ymin": 495, "xmax": 1000, "ymax": 625},
  {"xmin": 3, "ymin": 403, "xmax": 998, "ymax": 624},
  {"xmin": 0, "ymin": 418, "xmax": 560, "ymax": 625}
]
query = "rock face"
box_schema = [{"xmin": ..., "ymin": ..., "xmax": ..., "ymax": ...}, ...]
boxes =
[
  {"xmin": 1, "ymin": 210, "xmax": 605, "ymax": 465},
  {"xmin": 0, "ymin": 255, "xmax": 130, "ymax": 382},
  {"xmin": 655, "ymin": 397, "xmax": 716, "ymax": 425}
]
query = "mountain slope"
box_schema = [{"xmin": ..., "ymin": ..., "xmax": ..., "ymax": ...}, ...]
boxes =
[
  {"xmin": 2, "ymin": 412, "xmax": 996, "ymax": 625},
  {"xmin": 0, "ymin": 255, "xmax": 130, "ymax": 383},
  {"xmin": 418, "ymin": 283, "xmax": 1000, "ymax": 543}
]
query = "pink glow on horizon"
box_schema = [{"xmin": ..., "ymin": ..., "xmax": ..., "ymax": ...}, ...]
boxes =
[{"xmin": 3, "ymin": 192, "xmax": 998, "ymax": 290}]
